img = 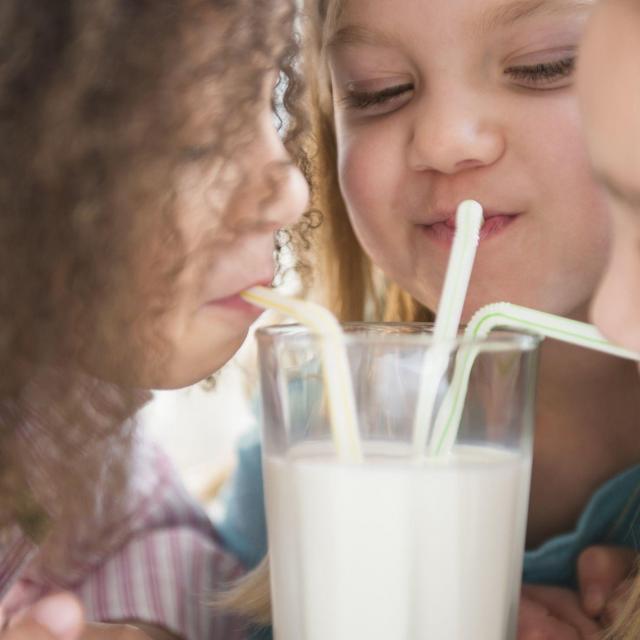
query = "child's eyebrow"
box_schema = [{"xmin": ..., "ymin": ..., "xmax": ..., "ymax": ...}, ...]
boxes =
[
  {"xmin": 478, "ymin": 0, "xmax": 593, "ymax": 33},
  {"xmin": 325, "ymin": 25, "xmax": 396, "ymax": 52}
]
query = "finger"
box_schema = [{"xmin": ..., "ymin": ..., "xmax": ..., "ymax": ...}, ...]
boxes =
[
  {"xmin": 577, "ymin": 546, "xmax": 637, "ymax": 617},
  {"xmin": 523, "ymin": 585, "xmax": 602, "ymax": 636},
  {"xmin": 6, "ymin": 594, "xmax": 84, "ymax": 640},
  {"xmin": 519, "ymin": 596, "xmax": 579, "ymax": 640}
]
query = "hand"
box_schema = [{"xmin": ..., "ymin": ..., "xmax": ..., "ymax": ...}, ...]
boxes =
[
  {"xmin": 4, "ymin": 593, "xmax": 84, "ymax": 640},
  {"xmin": 577, "ymin": 545, "xmax": 637, "ymax": 625},
  {"xmin": 518, "ymin": 584, "xmax": 601, "ymax": 639},
  {"xmin": 4, "ymin": 593, "xmax": 175, "ymax": 640}
]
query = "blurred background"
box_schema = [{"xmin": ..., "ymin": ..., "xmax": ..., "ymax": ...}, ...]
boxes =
[{"xmin": 138, "ymin": 358, "xmax": 254, "ymax": 501}]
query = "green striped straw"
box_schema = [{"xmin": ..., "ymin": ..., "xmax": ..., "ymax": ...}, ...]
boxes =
[
  {"xmin": 241, "ymin": 286, "xmax": 363, "ymax": 463},
  {"xmin": 412, "ymin": 200, "xmax": 484, "ymax": 457},
  {"xmin": 429, "ymin": 302, "xmax": 640, "ymax": 457}
]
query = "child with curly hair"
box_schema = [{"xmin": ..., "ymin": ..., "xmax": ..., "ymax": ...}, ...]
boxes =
[{"xmin": 0, "ymin": 1, "xmax": 308, "ymax": 639}]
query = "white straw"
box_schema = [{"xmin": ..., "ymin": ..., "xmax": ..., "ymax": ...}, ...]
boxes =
[
  {"xmin": 241, "ymin": 286, "xmax": 363, "ymax": 463},
  {"xmin": 411, "ymin": 200, "xmax": 484, "ymax": 457},
  {"xmin": 429, "ymin": 302, "xmax": 640, "ymax": 457}
]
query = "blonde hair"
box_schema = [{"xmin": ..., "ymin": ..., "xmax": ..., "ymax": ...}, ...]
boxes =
[{"xmin": 603, "ymin": 571, "xmax": 640, "ymax": 640}]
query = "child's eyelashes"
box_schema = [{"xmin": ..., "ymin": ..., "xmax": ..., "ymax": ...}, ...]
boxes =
[
  {"xmin": 504, "ymin": 56, "xmax": 576, "ymax": 89},
  {"xmin": 337, "ymin": 54, "xmax": 576, "ymax": 115},
  {"xmin": 341, "ymin": 82, "xmax": 414, "ymax": 113}
]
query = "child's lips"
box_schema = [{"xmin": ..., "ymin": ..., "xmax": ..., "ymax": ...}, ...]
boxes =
[
  {"xmin": 205, "ymin": 293, "xmax": 264, "ymax": 316},
  {"xmin": 203, "ymin": 276, "xmax": 274, "ymax": 314},
  {"xmin": 421, "ymin": 212, "xmax": 519, "ymax": 244}
]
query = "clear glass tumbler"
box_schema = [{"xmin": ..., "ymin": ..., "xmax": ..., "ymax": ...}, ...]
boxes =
[{"xmin": 257, "ymin": 323, "xmax": 540, "ymax": 640}]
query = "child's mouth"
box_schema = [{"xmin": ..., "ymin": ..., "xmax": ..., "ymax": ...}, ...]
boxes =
[{"xmin": 421, "ymin": 213, "xmax": 519, "ymax": 244}]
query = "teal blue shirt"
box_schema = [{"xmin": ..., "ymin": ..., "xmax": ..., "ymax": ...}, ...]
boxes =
[{"xmin": 522, "ymin": 462, "xmax": 640, "ymax": 586}]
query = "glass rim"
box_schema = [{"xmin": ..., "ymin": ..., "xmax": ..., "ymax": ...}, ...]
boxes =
[{"xmin": 255, "ymin": 321, "xmax": 541, "ymax": 352}]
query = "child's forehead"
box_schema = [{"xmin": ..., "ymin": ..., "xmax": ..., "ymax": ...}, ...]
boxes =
[
  {"xmin": 329, "ymin": 0, "xmax": 594, "ymax": 40},
  {"xmin": 176, "ymin": 1, "xmax": 292, "ymax": 65},
  {"xmin": 164, "ymin": 2, "xmax": 292, "ymax": 108}
]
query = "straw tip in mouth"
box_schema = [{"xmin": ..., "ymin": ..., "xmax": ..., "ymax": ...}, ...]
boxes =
[{"xmin": 457, "ymin": 200, "xmax": 484, "ymax": 226}]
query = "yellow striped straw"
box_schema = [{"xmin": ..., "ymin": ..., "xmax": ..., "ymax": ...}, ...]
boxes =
[{"xmin": 241, "ymin": 286, "xmax": 363, "ymax": 463}]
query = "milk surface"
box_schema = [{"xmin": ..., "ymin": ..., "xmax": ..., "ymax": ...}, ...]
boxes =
[{"xmin": 264, "ymin": 442, "xmax": 531, "ymax": 640}]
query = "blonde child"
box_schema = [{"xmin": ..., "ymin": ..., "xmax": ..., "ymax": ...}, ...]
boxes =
[
  {"xmin": 221, "ymin": 0, "xmax": 640, "ymax": 637},
  {"xmin": 0, "ymin": 1, "xmax": 308, "ymax": 640}
]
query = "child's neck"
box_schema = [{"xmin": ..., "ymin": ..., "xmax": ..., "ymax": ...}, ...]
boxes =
[{"xmin": 526, "ymin": 336, "xmax": 640, "ymax": 548}]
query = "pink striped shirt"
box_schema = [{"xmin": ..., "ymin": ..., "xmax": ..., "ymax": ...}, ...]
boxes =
[{"xmin": 0, "ymin": 439, "xmax": 248, "ymax": 640}]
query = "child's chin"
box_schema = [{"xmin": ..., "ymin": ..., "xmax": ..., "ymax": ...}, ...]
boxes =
[{"xmin": 179, "ymin": 335, "xmax": 248, "ymax": 388}]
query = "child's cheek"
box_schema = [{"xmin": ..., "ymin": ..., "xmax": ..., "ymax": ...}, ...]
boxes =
[
  {"xmin": 592, "ymin": 219, "xmax": 640, "ymax": 352},
  {"xmin": 338, "ymin": 118, "xmax": 407, "ymax": 216},
  {"xmin": 533, "ymin": 94, "xmax": 589, "ymax": 167}
]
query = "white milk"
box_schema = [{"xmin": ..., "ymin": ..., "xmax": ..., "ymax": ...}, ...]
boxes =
[{"xmin": 264, "ymin": 442, "xmax": 531, "ymax": 640}]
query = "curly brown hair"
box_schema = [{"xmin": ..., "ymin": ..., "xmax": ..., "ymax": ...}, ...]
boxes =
[{"xmin": 0, "ymin": 0, "xmax": 308, "ymax": 576}]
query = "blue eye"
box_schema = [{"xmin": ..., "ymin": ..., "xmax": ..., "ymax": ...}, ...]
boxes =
[
  {"xmin": 342, "ymin": 83, "xmax": 414, "ymax": 111},
  {"xmin": 505, "ymin": 57, "xmax": 575, "ymax": 88}
]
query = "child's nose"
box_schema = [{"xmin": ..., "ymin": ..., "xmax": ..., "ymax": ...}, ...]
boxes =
[
  {"xmin": 252, "ymin": 115, "xmax": 309, "ymax": 231},
  {"xmin": 266, "ymin": 160, "xmax": 310, "ymax": 229},
  {"xmin": 407, "ymin": 96, "xmax": 505, "ymax": 175}
]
